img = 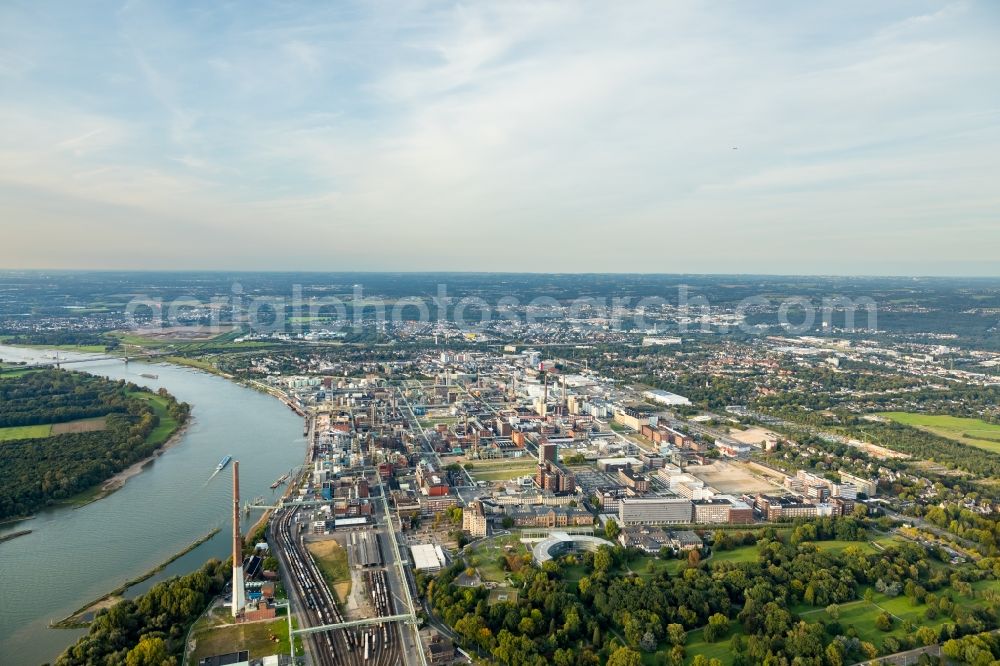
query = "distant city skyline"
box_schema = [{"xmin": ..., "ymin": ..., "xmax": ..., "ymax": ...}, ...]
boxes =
[{"xmin": 1, "ymin": 1, "xmax": 998, "ymax": 276}]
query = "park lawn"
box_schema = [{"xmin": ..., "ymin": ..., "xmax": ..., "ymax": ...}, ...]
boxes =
[
  {"xmin": 562, "ymin": 564, "xmax": 589, "ymax": 585},
  {"xmin": 802, "ymin": 574, "xmax": 994, "ymax": 650},
  {"xmin": 682, "ymin": 624, "xmax": 739, "ymax": 666},
  {"xmin": 0, "ymin": 423, "xmax": 53, "ymax": 441},
  {"xmin": 469, "ymin": 533, "xmax": 527, "ymax": 584},
  {"xmin": 475, "ymin": 557, "xmax": 509, "ymax": 585},
  {"xmin": 683, "ymin": 570, "xmax": 999, "ymax": 661},
  {"xmin": 815, "ymin": 600, "xmax": 890, "ymax": 644},
  {"xmin": 713, "ymin": 536, "xmax": 892, "ymax": 565},
  {"xmin": 306, "ymin": 540, "xmax": 351, "ymax": 602},
  {"xmin": 620, "ymin": 554, "xmax": 677, "ymax": 579},
  {"xmin": 805, "ymin": 539, "xmax": 879, "ymax": 555},
  {"xmin": 871, "ymin": 534, "xmax": 905, "ymax": 549},
  {"xmin": 657, "ymin": 557, "xmax": 687, "ymax": 575},
  {"xmin": 711, "ymin": 545, "xmax": 760, "ymax": 564},
  {"xmin": 879, "ymin": 412, "xmax": 1000, "ymax": 454}
]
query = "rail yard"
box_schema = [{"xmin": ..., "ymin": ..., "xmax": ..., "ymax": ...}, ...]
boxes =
[{"xmin": 271, "ymin": 505, "xmax": 402, "ymax": 666}]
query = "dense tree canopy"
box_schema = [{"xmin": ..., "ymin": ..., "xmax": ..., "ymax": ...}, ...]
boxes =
[
  {"xmin": 56, "ymin": 559, "xmax": 227, "ymax": 665},
  {"xmin": 422, "ymin": 518, "xmax": 1000, "ymax": 666},
  {"xmin": 0, "ymin": 370, "xmax": 190, "ymax": 519}
]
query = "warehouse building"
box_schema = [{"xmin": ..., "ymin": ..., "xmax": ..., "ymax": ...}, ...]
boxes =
[{"xmin": 619, "ymin": 497, "xmax": 693, "ymax": 525}]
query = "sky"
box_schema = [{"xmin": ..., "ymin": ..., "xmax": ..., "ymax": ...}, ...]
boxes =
[{"xmin": 1, "ymin": 1, "xmax": 998, "ymax": 276}]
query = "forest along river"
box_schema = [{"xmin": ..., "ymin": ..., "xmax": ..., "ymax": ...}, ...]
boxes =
[{"xmin": 0, "ymin": 345, "xmax": 305, "ymax": 665}]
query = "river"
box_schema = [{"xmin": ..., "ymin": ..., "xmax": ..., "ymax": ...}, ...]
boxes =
[{"xmin": 0, "ymin": 346, "xmax": 306, "ymax": 665}]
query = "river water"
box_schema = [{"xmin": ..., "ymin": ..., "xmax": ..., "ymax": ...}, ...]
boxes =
[{"xmin": 0, "ymin": 346, "xmax": 306, "ymax": 665}]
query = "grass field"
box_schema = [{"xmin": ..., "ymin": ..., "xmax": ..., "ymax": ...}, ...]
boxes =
[
  {"xmin": 0, "ymin": 416, "xmax": 108, "ymax": 442},
  {"xmin": 306, "ymin": 539, "xmax": 351, "ymax": 602},
  {"xmin": 0, "ymin": 424, "xmax": 53, "ymax": 441},
  {"xmin": 710, "ymin": 536, "xmax": 895, "ymax": 565},
  {"xmin": 0, "ymin": 368, "xmax": 36, "ymax": 378},
  {"xmin": 468, "ymin": 458, "xmax": 538, "ymax": 482},
  {"xmin": 807, "ymin": 539, "xmax": 880, "ymax": 555},
  {"xmin": 188, "ymin": 604, "xmax": 300, "ymax": 664},
  {"xmin": 127, "ymin": 391, "xmax": 179, "ymax": 446},
  {"xmin": 6, "ymin": 343, "xmax": 109, "ymax": 352},
  {"xmin": 470, "ymin": 466, "xmax": 537, "ymax": 482},
  {"xmin": 161, "ymin": 355, "xmax": 220, "ymax": 373},
  {"xmin": 682, "ymin": 624, "xmax": 740, "ymax": 665},
  {"xmin": 879, "ymin": 412, "xmax": 1000, "ymax": 453},
  {"xmin": 710, "ymin": 543, "xmax": 762, "ymax": 563}
]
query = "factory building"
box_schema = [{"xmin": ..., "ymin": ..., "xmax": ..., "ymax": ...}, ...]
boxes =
[{"xmin": 619, "ymin": 497, "xmax": 693, "ymax": 525}]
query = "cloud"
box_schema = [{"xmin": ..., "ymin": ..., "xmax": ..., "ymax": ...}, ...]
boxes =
[{"xmin": 0, "ymin": 0, "xmax": 998, "ymax": 274}]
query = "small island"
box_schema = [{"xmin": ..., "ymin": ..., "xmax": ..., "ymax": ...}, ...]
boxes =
[{"xmin": 0, "ymin": 369, "xmax": 190, "ymax": 520}]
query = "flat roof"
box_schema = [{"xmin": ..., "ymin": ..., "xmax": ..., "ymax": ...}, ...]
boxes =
[
  {"xmin": 199, "ymin": 652, "xmax": 249, "ymax": 666},
  {"xmin": 335, "ymin": 517, "xmax": 369, "ymax": 527},
  {"xmin": 411, "ymin": 543, "xmax": 446, "ymax": 570}
]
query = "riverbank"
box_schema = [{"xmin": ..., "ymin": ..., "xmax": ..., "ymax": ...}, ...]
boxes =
[
  {"xmin": 72, "ymin": 418, "xmax": 193, "ymax": 509},
  {"xmin": 160, "ymin": 355, "xmax": 232, "ymax": 378},
  {"xmin": 51, "ymin": 527, "xmax": 222, "ymax": 628},
  {"xmin": 0, "ymin": 343, "xmax": 307, "ymax": 665}
]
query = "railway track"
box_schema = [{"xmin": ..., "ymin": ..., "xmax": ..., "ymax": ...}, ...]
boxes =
[{"xmin": 272, "ymin": 507, "xmax": 400, "ymax": 666}]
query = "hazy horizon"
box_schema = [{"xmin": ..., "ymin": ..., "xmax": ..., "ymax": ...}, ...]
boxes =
[
  {"xmin": 2, "ymin": 267, "xmax": 1000, "ymax": 280},
  {"xmin": 2, "ymin": 1, "xmax": 999, "ymax": 275}
]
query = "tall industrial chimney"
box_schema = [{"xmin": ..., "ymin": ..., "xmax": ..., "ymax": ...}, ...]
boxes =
[
  {"xmin": 232, "ymin": 460, "xmax": 246, "ymax": 617},
  {"xmin": 541, "ymin": 373, "xmax": 548, "ymax": 418}
]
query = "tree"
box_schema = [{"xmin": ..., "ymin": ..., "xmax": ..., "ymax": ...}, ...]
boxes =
[
  {"xmin": 687, "ymin": 549, "xmax": 701, "ymax": 567},
  {"xmin": 607, "ymin": 646, "xmax": 642, "ymax": 666},
  {"xmin": 594, "ymin": 546, "xmax": 613, "ymax": 573},
  {"xmin": 691, "ymin": 656, "xmax": 722, "ymax": 666},
  {"xmin": 704, "ymin": 613, "xmax": 730, "ymax": 642},
  {"xmin": 825, "ymin": 603, "xmax": 840, "ymax": 620},
  {"xmin": 667, "ymin": 623, "xmax": 686, "ymax": 647},
  {"xmin": 874, "ymin": 611, "xmax": 893, "ymax": 631},
  {"xmin": 825, "ymin": 641, "xmax": 845, "ymax": 666},
  {"xmin": 605, "ymin": 518, "xmax": 621, "ymax": 541},
  {"xmin": 126, "ymin": 636, "xmax": 175, "ymax": 666},
  {"xmin": 915, "ymin": 626, "xmax": 937, "ymax": 646}
]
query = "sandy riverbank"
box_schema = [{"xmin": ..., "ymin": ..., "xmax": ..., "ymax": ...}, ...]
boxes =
[{"xmin": 74, "ymin": 419, "xmax": 193, "ymax": 509}]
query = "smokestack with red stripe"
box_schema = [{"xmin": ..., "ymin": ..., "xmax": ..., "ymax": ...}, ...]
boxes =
[{"xmin": 232, "ymin": 460, "xmax": 246, "ymax": 616}]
